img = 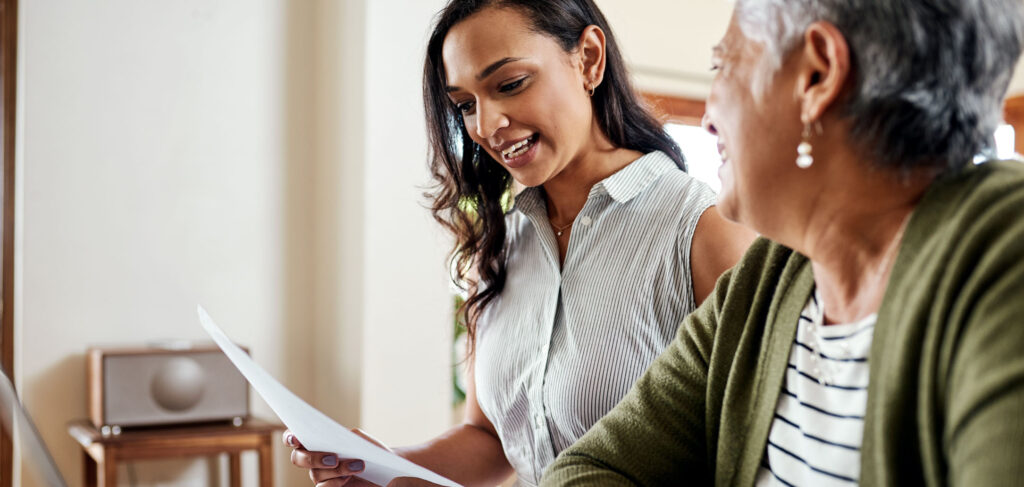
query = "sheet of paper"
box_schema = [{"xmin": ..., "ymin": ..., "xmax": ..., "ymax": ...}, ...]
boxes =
[{"xmin": 197, "ymin": 305, "xmax": 462, "ymax": 487}]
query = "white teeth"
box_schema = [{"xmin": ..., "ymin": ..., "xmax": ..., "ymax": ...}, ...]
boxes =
[{"xmin": 502, "ymin": 136, "xmax": 535, "ymax": 158}]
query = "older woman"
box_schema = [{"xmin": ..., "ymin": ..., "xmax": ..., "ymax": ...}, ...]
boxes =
[{"xmin": 541, "ymin": 0, "xmax": 1024, "ymax": 486}]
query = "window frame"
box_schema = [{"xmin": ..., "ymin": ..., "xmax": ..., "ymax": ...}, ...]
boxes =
[
  {"xmin": 0, "ymin": 0, "xmax": 16, "ymax": 484},
  {"xmin": 646, "ymin": 92, "xmax": 1024, "ymax": 155},
  {"xmin": 642, "ymin": 92, "xmax": 705, "ymax": 127},
  {"xmin": 1003, "ymin": 96, "xmax": 1024, "ymax": 153}
]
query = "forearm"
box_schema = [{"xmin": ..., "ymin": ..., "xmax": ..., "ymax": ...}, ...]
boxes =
[{"xmin": 394, "ymin": 423, "xmax": 512, "ymax": 487}]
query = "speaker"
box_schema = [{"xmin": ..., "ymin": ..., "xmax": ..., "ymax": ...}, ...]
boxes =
[{"xmin": 87, "ymin": 344, "xmax": 249, "ymax": 432}]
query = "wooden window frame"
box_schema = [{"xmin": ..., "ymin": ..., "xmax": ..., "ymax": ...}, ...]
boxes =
[
  {"xmin": 642, "ymin": 92, "xmax": 706, "ymax": 127},
  {"xmin": 1003, "ymin": 96, "xmax": 1024, "ymax": 152},
  {"xmin": 646, "ymin": 92, "xmax": 1024, "ymax": 154},
  {"xmin": 0, "ymin": 0, "xmax": 15, "ymax": 485}
]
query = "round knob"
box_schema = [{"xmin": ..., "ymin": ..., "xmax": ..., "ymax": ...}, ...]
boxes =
[{"xmin": 150, "ymin": 357, "xmax": 206, "ymax": 412}]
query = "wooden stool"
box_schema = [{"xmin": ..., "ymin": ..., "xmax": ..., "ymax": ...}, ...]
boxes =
[{"xmin": 67, "ymin": 418, "xmax": 282, "ymax": 487}]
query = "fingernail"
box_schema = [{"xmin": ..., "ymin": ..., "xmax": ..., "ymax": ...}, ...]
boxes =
[
  {"xmin": 347, "ymin": 460, "xmax": 365, "ymax": 472},
  {"xmin": 286, "ymin": 434, "xmax": 297, "ymax": 447},
  {"xmin": 322, "ymin": 455, "xmax": 337, "ymax": 467}
]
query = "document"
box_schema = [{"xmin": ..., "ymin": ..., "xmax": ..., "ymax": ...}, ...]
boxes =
[{"xmin": 197, "ymin": 306, "xmax": 462, "ymax": 487}]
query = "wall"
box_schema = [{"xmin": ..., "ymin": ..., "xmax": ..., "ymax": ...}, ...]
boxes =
[
  {"xmin": 597, "ymin": 0, "xmax": 1024, "ymax": 99},
  {"xmin": 310, "ymin": 0, "xmax": 454, "ymax": 446},
  {"xmin": 1011, "ymin": 59, "xmax": 1024, "ymax": 97},
  {"xmin": 596, "ymin": 0, "xmax": 732, "ymax": 98},
  {"xmin": 16, "ymin": 0, "xmax": 453, "ymax": 486},
  {"xmin": 17, "ymin": 0, "xmax": 317, "ymax": 485}
]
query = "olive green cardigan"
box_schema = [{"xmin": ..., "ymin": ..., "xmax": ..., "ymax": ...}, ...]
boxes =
[{"xmin": 540, "ymin": 160, "xmax": 1024, "ymax": 486}]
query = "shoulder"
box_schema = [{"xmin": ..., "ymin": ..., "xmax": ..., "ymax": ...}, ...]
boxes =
[
  {"xmin": 638, "ymin": 167, "xmax": 718, "ymax": 239},
  {"xmin": 628, "ymin": 150, "xmax": 717, "ymax": 206},
  {"xmin": 653, "ymin": 168, "xmax": 718, "ymax": 207},
  {"xmin": 906, "ymin": 160, "xmax": 1024, "ymax": 288},
  {"xmin": 924, "ymin": 159, "xmax": 1024, "ymax": 215},
  {"xmin": 909, "ymin": 160, "xmax": 1024, "ymax": 255}
]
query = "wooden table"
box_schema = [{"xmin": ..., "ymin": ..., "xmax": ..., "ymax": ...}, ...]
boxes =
[{"xmin": 67, "ymin": 418, "xmax": 282, "ymax": 487}]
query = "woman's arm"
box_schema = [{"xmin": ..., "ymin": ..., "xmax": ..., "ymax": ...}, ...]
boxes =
[
  {"xmin": 288, "ymin": 354, "xmax": 512, "ymax": 487},
  {"xmin": 690, "ymin": 206, "xmax": 756, "ymax": 304}
]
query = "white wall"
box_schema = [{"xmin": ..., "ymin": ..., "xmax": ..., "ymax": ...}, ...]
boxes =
[
  {"xmin": 1011, "ymin": 59, "xmax": 1024, "ymax": 97},
  {"xmin": 310, "ymin": 0, "xmax": 453, "ymax": 446},
  {"xmin": 596, "ymin": 0, "xmax": 733, "ymax": 98},
  {"xmin": 359, "ymin": 0, "xmax": 454, "ymax": 444},
  {"xmin": 599, "ymin": 0, "xmax": 1024, "ymax": 99},
  {"xmin": 17, "ymin": 1, "xmax": 317, "ymax": 485},
  {"xmin": 16, "ymin": 1, "xmax": 452, "ymax": 486}
]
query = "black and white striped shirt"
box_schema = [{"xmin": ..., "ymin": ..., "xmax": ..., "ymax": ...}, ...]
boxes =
[
  {"xmin": 756, "ymin": 289, "xmax": 876, "ymax": 487},
  {"xmin": 473, "ymin": 151, "xmax": 716, "ymax": 486}
]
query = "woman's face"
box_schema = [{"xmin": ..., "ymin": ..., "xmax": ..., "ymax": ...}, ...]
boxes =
[
  {"xmin": 704, "ymin": 13, "xmax": 805, "ymax": 233},
  {"xmin": 443, "ymin": 7, "xmax": 597, "ymax": 188}
]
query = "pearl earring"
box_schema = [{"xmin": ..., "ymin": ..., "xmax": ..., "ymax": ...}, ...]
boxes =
[{"xmin": 796, "ymin": 120, "xmax": 822, "ymax": 169}]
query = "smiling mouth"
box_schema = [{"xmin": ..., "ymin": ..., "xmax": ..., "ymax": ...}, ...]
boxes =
[{"xmin": 501, "ymin": 134, "xmax": 539, "ymax": 161}]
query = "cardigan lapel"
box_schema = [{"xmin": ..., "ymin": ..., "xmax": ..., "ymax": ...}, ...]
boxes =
[{"xmin": 731, "ymin": 255, "xmax": 815, "ymax": 486}]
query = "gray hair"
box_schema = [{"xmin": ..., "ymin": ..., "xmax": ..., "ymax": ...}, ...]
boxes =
[{"xmin": 735, "ymin": 0, "xmax": 1024, "ymax": 173}]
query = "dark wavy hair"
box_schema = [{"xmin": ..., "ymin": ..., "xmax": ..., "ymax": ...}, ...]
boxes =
[{"xmin": 424, "ymin": 0, "xmax": 686, "ymax": 352}]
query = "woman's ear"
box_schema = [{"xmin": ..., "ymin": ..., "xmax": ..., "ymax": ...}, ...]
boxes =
[
  {"xmin": 578, "ymin": 25, "xmax": 607, "ymax": 90},
  {"xmin": 795, "ymin": 21, "xmax": 851, "ymax": 123}
]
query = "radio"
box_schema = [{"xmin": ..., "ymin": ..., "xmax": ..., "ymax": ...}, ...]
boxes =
[{"xmin": 87, "ymin": 344, "xmax": 249, "ymax": 433}]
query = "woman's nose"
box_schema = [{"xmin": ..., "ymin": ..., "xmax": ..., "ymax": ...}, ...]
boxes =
[
  {"xmin": 701, "ymin": 112, "xmax": 717, "ymax": 136},
  {"xmin": 474, "ymin": 101, "xmax": 510, "ymax": 140}
]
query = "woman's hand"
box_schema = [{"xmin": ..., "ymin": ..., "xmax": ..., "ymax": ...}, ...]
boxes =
[
  {"xmin": 284, "ymin": 429, "xmax": 377, "ymax": 486},
  {"xmin": 284, "ymin": 429, "xmax": 450, "ymax": 487}
]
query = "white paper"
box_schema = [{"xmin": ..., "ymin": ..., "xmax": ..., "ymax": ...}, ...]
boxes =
[{"xmin": 197, "ymin": 305, "xmax": 462, "ymax": 487}]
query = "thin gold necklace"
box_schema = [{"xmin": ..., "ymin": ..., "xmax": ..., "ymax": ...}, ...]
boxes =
[{"xmin": 551, "ymin": 219, "xmax": 573, "ymax": 237}]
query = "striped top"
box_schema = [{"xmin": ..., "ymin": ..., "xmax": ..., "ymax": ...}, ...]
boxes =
[
  {"xmin": 474, "ymin": 151, "xmax": 716, "ymax": 486},
  {"xmin": 756, "ymin": 289, "xmax": 876, "ymax": 487}
]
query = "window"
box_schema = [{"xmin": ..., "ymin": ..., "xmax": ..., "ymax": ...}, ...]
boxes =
[
  {"xmin": 665, "ymin": 123, "xmax": 722, "ymax": 193},
  {"xmin": 995, "ymin": 124, "xmax": 1017, "ymax": 159}
]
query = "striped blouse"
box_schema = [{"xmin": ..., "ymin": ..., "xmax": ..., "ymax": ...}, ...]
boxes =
[
  {"xmin": 756, "ymin": 288, "xmax": 876, "ymax": 487},
  {"xmin": 473, "ymin": 151, "xmax": 717, "ymax": 486}
]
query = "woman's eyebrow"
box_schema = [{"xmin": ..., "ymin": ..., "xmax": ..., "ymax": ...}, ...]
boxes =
[
  {"xmin": 476, "ymin": 57, "xmax": 523, "ymax": 80},
  {"xmin": 446, "ymin": 57, "xmax": 524, "ymax": 92}
]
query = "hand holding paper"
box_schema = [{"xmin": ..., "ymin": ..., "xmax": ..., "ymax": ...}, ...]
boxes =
[{"xmin": 197, "ymin": 305, "xmax": 462, "ymax": 487}]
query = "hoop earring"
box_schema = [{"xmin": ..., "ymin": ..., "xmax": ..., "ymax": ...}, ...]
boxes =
[
  {"xmin": 587, "ymin": 85, "xmax": 595, "ymax": 97},
  {"xmin": 796, "ymin": 120, "xmax": 822, "ymax": 169}
]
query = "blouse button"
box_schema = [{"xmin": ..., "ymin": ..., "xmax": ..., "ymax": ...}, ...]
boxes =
[{"xmin": 580, "ymin": 216, "xmax": 592, "ymax": 226}]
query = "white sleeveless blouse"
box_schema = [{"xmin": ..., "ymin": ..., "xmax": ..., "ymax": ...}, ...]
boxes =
[{"xmin": 474, "ymin": 151, "xmax": 717, "ymax": 485}]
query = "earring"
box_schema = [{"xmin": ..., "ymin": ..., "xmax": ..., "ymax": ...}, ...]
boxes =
[
  {"xmin": 586, "ymin": 83, "xmax": 595, "ymax": 97},
  {"xmin": 796, "ymin": 119, "xmax": 822, "ymax": 169}
]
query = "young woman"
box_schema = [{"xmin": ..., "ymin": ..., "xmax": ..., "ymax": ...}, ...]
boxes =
[{"xmin": 287, "ymin": 1, "xmax": 754, "ymax": 485}]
